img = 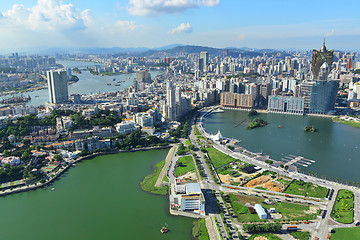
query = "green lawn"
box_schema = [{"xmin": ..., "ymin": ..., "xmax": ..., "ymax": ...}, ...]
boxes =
[
  {"xmin": 276, "ymin": 177, "xmax": 291, "ymax": 185},
  {"xmin": 331, "ymin": 189, "xmax": 354, "ymax": 224},
  {"xmin": 331, "ymin": 227, "xmax": 360, "ymax": 240},
  {"xmin": 192, "ymin": 218, "xmax": 210, "ymax": 240},
  {"xmin": 140, "ymin": 160, "xmax": 168, "ymax": 195},
  {"xmin": 194, "ymin": 125, "xmax": 202, "ymax": 136},
  {"xmin": 249, "ymin": 234, "xmax": 281, "ymax": 240},
  {"xmin": 284, "ymin": 180, "xmax": 329, "ymax": 198},
  {"xmin": 185, "ymin": 139, "xmax": 191, "ymax": 146},
  {"xmin": 227, "ymin": 193, "xmax": 318, "ymax": 223},
  {"xmin": 270, "ymin": 202, "xmax": 318, "ymax": 221},
  {"xmin": 174, "ymin": 156, "xmax": 195, "ymax": 177},
  {"xmin": 206, "ymin": 147, "xmax": 237, "ymax": 168},
  {"xmin": 290, "ymin": 231, "xmax": 310, "ymax": 240}
]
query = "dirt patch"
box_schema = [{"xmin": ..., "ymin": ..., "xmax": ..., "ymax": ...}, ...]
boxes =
[
  {"xmin": 246, "ymin": 175, "xmax": 272, "ymax": 187},
  {"xmin": 178, "ymin": 171, "xmax": 197, "ymax": 181},
  {"xmin": 254, "ymin": 237, "xmax": 269, "ymax": 240},
  {"xmin": 304, "ymin": 206, "xmax": 319, "ymax": 215},
  {"xmin": 219, "ymin": 174, "xmax": 246, "ymax": 185},
  {"xmin": 245, "ymin": 175, "xmax": 286, "ymax": 192},
  {"xmin": 233, "ymin": 194, "xmax": 264, "ymax": 205}
]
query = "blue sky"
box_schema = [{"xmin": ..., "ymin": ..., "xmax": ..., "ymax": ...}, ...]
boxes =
[{"xmin": 0, "ymin": 0, "xmax": 359, "ymax": 52}]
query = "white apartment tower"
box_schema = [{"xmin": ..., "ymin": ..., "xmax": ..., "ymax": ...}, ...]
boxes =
[{"xmin": 47, "ymin": 69, "xmax": 69, "ymax": 104}]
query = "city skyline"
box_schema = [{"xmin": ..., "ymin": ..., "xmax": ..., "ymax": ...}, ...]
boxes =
[{"xmin": 1, "ymin": 0, "xmax": 360, "ymax": 53}]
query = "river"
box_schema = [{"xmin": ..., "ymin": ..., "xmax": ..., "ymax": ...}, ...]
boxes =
[
  {"xmin": 0, "ymin": 150, "xmax": 194, "ymax": 240},
  {"xmin": 4, "ymin": 60, "xmax": 159, "ymax": 107},
  {"xmin": 203, "ymin": 109, "xmax": 360, "ymax": 183}
]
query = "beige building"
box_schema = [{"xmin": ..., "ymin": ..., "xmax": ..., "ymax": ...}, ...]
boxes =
[{"xmin": 220, "ymin": 92, "xmax": 255, "ymax": 109}]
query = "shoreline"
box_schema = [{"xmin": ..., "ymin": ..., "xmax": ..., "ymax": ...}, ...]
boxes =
[
  {"xmin": 221, "ymin": 106, "xmax": 335, "ymax": 118},
  {"xmin": 0, "ymin": 145, "xmax": 171, "ymax": 198}
]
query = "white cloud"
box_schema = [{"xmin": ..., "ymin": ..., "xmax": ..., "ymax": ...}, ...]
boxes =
[
  {"xmin": 1, "ymin": 0, "xmax": 90, "ymax": 31},
  {"xmin": 169, "ymin": 22, "xmax": 192, "ymax": 34},
  {"xmin": 114, "ymin": 20, "xmax": 143, "ymax": 32},
  {"xmin": 127, "ymin": 0, "xmax": 220, "ymax": 16},
  {"xmin": 326, "ymin": 29, "xmax": 335, "ymax": 37}
]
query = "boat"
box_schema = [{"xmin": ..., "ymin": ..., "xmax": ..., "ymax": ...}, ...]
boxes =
[
  {"xmin": 51, "ymin": 188, "xmax": 55, "ymax": 191},
  {"xmin": 35, "ymin": 95, "xmax": 39, "ymax": 97},
  {"xmin": 278, "ymin": 125, "xmax": 283, "ymax": 128},
  {"xmin": 115, "ymin": 84, "xmax": 120, "ymax": 86},
  {"xmin": 160, "ymin": 226, "xmax": 168, "ymax": 233}
]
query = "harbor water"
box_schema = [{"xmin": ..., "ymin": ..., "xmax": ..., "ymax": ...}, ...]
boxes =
[
  {"xmin": 0, "ymin": 150, "xmax": 194, "ymax": 240},
  {"xmin": 203, "ymin": 109, "xmax": 360, "ymax": 183}
]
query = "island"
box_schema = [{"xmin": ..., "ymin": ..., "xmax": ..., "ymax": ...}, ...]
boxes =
[
  {"xmin": 246, "ymin": 118, "xmax": 267, "ymax": 129},
  {"xmin": 304, "ymin": 126, "xmax": 317, "ymax": 132}
]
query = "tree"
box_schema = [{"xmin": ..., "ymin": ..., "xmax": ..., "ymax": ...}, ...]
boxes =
[{"xmin": 53, "ymin": 154, "xmax": 63, "ymax": 162}]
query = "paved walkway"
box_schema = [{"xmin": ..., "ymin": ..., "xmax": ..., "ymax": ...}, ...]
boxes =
[
  {"xmin": 155, "ymin": 145, "xmax": 177, "ymax": 187},
  {"xmin": 206, "ymin": 214, "xmax": 221, "ymax": 240}
]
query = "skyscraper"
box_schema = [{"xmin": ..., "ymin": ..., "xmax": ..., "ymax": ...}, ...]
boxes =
[
  {"xmin": 200, "ymin": 52, "xmax": 209, "ymax": 72},
  {"xmin": 311, "ymin": 40, "xmax": 334, "ymax": 80},
  {"xmin": 47, "ymin": 69, "xmax": 68, "ymax": 104}
]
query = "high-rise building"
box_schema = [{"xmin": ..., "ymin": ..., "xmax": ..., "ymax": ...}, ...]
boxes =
[
  {"xmin": 311, "ymin": 40, "xmax": 334, "ymax": 80},
  {"xmin": 47, "ymin": 69, "xmax": 68, "ymax": 104},
  {"xmin": 299, "ymin": 80, "xmax": 339, "ymax": 114},
  {"xmin": 268, "ymin": 95, "xmax": 305, "ymax": 115},
  {"xmin": 136, "ymin": 70, "xmax": 151, "ymax": 83},
  {"xmin": 200, "ymin": 52, "xmax": 209, "ymax": 72}
]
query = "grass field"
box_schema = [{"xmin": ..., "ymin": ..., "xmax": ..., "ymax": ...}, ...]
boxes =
[
  {"xmin": 206, "ymin": 147, "xmax": 237, "ymax": 168},
  {"xmin": 192, "ymin": 218, "xmax": 210, "ymax": 240},
  {"xmin": 290, "ymin": 231, "xmax": 310, "ymax": 240},
  {"xmin": 331, "ymin": 189, "xmax": 354, "ymax": 224},
  {"xmin": 174, "ymin": 156, "xmax": 196, "ymax": 177},
  {"xmin": 248, "ymin": 234, "xmax": 281, "ymax": 240},
  {"xmin": 331, "ymin": 227, "xmax": 360, "ymax": 240},
  {"xmin": 140, "ymin": 160, "xmax": 168, "ymax": 195},
  {"xmin": 273, "ymin": 201, "xmax": 318, "ymax": 221},
  {"xmin": 227, "ymin": 193, "xmax": 318, "ymax": 223},
  {"xmin": 284, "ymin": 180, "xmax": 329, "ymax": 198},
  {"xmin": 194, "ymin": 125, "xmax": 202, "ymax": 136},
  {"xmin": 185, "ymin": 139, "xmax": 191, "ymax": 146}
]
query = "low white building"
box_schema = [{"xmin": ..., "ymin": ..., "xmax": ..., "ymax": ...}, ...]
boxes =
[
  {"xmin": 115, "ymin": 121, "xmax": 136, "ymax": 134},
  {"xmin": 1, "ymin": 157, "xmax": 21, "ymax": 166},
  {"xmin": 254, "ymin": 204, "xmax": 267, "ymax": 219},
  {"xmin": 171, "ymin": 180, "xmax": 205, "ymax": 216}
]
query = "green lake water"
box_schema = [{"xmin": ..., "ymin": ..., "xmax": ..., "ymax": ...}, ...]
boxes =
[
  {"xmin": 0, "ymin": 150, "xmax": 194, "ymax": 240},
  {"xmin": 203, "ymin": 110, "xmax": 360, "ymax": 182}
]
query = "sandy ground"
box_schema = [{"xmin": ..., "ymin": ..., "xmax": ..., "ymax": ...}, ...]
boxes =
[{"xmin": 245, "ymin": 175, "xmax": 286, "ymax": 192}]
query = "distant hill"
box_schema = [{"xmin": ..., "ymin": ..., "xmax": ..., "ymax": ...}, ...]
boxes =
[
  {"xmin": 23, "ymin": 44, "xmax": 292, "ymax": 58},
  {"xmin": 139, "ymin": 45, "xmax": 291, "ymax": 58}
]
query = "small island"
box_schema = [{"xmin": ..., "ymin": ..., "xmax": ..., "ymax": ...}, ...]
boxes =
[
  {"xmin": 246, "ymin": 118, "xmax": 267, "ymax": 130},
  {"xmin": 248, "ymin": 109, "xmax": 258, "ymax": 116},
  {"xmin": 304, "ymin": 126, "xmax": 317, "ymax": 133},
  {"xmin": 72, "ymin": 68, "xmax": 82, "ymax": 74}
]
